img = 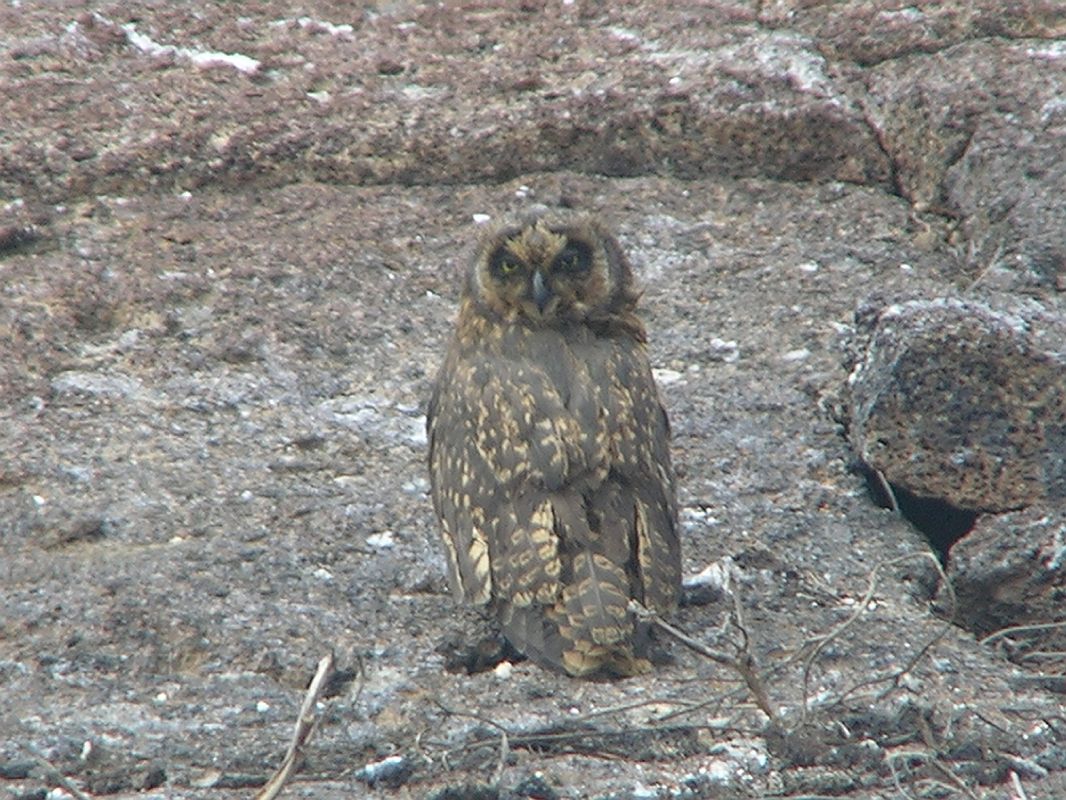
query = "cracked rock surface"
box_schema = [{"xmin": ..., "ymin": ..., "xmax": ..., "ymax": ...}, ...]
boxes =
[
  {"xmin": 2, "ymin": 2, "xmax": 1065, "ymax": 799},
  {"xmin": 846, "ymin": 296, "xmax": 1066, "ymax": 513}
]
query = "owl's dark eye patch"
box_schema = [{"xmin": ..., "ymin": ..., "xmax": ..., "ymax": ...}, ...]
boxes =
[
  {"xmin": 552, "ymin": 241, "xmax": 593, "ymax": 274},
  {"xmin": 489, "ymin": 247, "xmax": 525, "ymax": 278},
  {"xmin": 431, "ymin": 214, "xmax": 678, "ymax": 678}
]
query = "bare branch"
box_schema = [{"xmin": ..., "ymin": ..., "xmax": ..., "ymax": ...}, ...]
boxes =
[
  {"xmin": 628, "ymin": 599, "xmax": 777, "ymax": 721},
  {"xmin": 1010, "ymin": 770, "xmax": 1031, "ymax": 800},
  {"xmin": 871, "ymin": 467, "xmax": 900, "ymax": 515},
  {"xmin": 979, "ymin": 620, "xmax": 1066, "ymax": 647},
  {"xmin": 434, "ymin": 699, "xmax": 512, "ymax": 785},
  {"xmin": 802, "ymin": 552, "xmax": 954, "ymax": 717},
  {"xmin": 255, "ymin": 652, "xmax": 336, "ymax": 800},
  {"xmin": 23, "ymin": 743, "xmax": 93, "ymax": 800}
]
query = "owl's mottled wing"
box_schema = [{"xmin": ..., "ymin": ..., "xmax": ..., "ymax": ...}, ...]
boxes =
[
  {"xmin": 594, "ymin": 336, "xmax": 680, "ymax": 614},
  {"xmin": 427, "ymin": 349, "xmax": 497, "ymax": 605},
  {"xmin": 429, "ymin": 326, "xmax": 678, "ymax": 676},
  {"xmin": 503, "ymin": 334, "xmax": 679, "ymax": 676},
  {"xmin": 428, "ymin": 342, "xmax": 578, "ymax": 607}
]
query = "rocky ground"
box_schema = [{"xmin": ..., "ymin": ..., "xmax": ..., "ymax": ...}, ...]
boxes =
[{"xmin": 1, "ymin": 2, "xmax": 1064, "ymax": 799}]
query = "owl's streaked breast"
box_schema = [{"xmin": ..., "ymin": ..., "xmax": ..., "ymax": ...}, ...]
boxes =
[{"xmin": 426, "ymin": 210, "xmax": 680, "ymax": 678}]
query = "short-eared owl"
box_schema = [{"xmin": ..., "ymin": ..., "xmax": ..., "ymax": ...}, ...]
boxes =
[{"xmin": 427, "ymin": 210, "xmax": 679, "ymax": 678}]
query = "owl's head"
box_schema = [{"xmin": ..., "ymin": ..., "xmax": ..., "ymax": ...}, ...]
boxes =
[{"xmin": 466, "ymin": 211, "xmax": 640, "ymax": 329}]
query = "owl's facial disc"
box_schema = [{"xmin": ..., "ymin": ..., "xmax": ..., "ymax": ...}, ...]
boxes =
[{"xmin": 482, "ymin": 223, "xmax": 600, "ymax": 322}]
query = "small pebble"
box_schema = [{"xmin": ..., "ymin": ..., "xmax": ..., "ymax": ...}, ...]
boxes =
[
  {"xmin": 402, "ymin": 477, "xmax": 430, "ymax": 495},
  {"xmin": 708, "ymin": 338, "xmax": 740, "ymax": 363},
  {"xmin": 366, "ymin": 531, "xmax": 395, "ymax": 549},
  {"xmin": 357, "ymin": 755, "xmax": 411, "ymax": 787},
  {"xmin": 683, "ymin": 558, "xmax": 733, "ymax": 592},
  {"xmin": 652, "ymin": 368, "xmax": 684, "ymax": 385}
]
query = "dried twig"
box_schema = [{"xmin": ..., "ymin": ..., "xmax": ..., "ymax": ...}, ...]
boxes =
[
  {"xmin": 628, "ymin": 599, "xmax": 777, "ymax": 721},
  {"xmin": 23, "ymin": 743, "xmax": 93, "ymax": 800},
  {"xmin": 1010, "ymin": 770, "xmax": 1031, "ymax": 800},
  {"xmin": 979, "ymin": 620, "xmax": 1066, "ymax": 647},
  {"xmin": 887, "ymin": 751, "xmax": 963, "ymax": 800},
  {"xmin": 930, "ymin": 756, "xmax": 980, "ymax": 800},
  {"xmin": 434, "ymin": 691, "xmax": 760, "ymax": 765},
  {"xmin": 918, "ymin": 717, "xmax": 981, "ymax": 800},
  {"xmin": 629, "ymin": 599, "xmax": 737, "ymax": 668},
  {"xmin": 255, "ymin": 652, "xmax": 336, "ymax": 800},
  {"xmin": 885, "ymin": 751, "xmax": 919, "ymax": 800},
  {"xmin": 965, "ymin": 238, "xmax": 1006, "ymax": 294},
  {"xmin": 433, "ymin": 700, "xmax": 511, "ymax": 785},
  {"xmin": 434, "ymin": 720, "xmax": 743, "ymax": 764},
  {"xmin": 492, "ymin": 728, "xmax": 509, "ymax": 786},
  {"xmin": 802, "ymin": 552, "xmax": 954, "ymax": 717},
  {"xmin": 885, "ymin": 747, "xmax": 979, "ymax": 800},
  {"xmin": 727, "ymin": 583, "xmax": 776, "ymax": 722},
  {"xmin": 871, "ymin": 467, "xmax": 900, "ymax": 515},
  {"xmin": 571, "ymin": 696, "xmax": 702, "ymax": 721}
]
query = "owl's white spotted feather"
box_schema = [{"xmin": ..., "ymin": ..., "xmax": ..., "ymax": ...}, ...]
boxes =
[{"xmin": 427, "ymin": 211, "xmax": 679, "ymax": 678}]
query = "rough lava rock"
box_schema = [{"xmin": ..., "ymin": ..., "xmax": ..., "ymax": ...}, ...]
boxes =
[
  {"xmin": 947, "ymin": 507, "xmax": 1066, "ymax": 662},
  {"xmin": 845, "ymin": 294, "xmax": 1066, "ymax": 675},
  {"xmin": 846, "ymin": 296, "xmax": 1066, "ymax": 513}
]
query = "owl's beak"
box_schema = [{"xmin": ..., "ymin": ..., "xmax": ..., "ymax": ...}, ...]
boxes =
[{"xmin": 531, "ymin": 270, "xmax": 552, "ymax": 312}]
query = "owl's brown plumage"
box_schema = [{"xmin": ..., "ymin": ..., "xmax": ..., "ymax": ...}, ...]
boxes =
[{"xmin": 427, "ymin": 210, "xmax": 679, "ymax": 678}]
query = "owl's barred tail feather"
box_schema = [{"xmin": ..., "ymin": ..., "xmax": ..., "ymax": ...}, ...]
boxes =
[
  {"xmin": 427, "ymin": 210, "xmax": 680, "ymax": 679},
  {"xmin": 499, "ymin": 551, "xmax": 652, "ymax": 678}
]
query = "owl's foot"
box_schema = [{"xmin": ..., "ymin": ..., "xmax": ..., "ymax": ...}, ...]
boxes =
[{"xmin": 436, "ymin": 632, "xmax": 524, "ymax": 675}]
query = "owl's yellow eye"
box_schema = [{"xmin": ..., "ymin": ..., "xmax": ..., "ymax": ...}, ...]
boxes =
[
  {"xmin": 490, "ymin": 248, "xmax": 524, "ymax": 278},
  {"xmin": 552, "ymin": 242, "xmax": 592, "ymax": 274},
  {"xmin": 429, "ymin": 213, "xmax": 679, "ymax": 678}
]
